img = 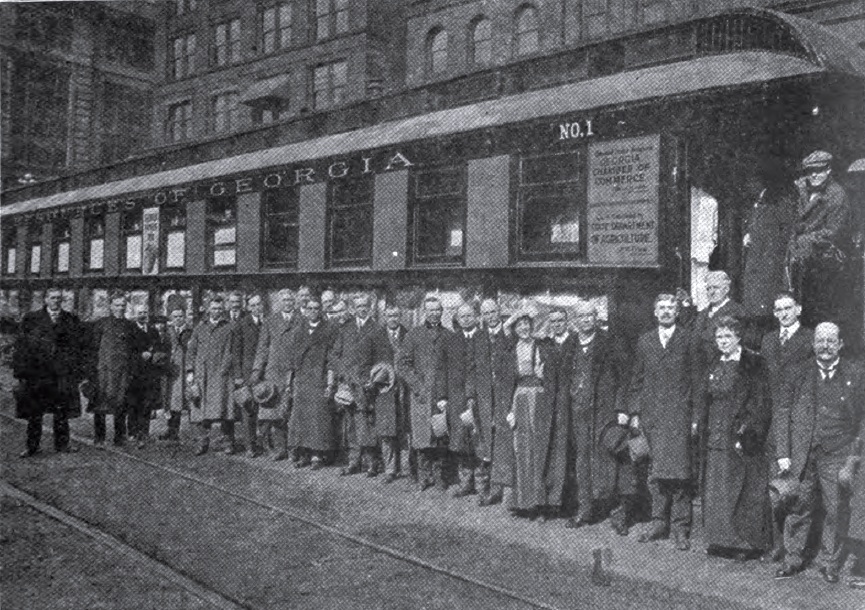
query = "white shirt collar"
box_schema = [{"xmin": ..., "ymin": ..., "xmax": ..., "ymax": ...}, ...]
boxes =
[
  {"xmin": 554, "ymin": 331, "xmax": 570, "ymax": 345},
  {"xmin": 720, "ymin": 347, "xmax": 742, "ymax": 362},
  {"xmin": 579, "ymin": 333, "xmax": 595, "ymax": 347},
  {"xmin": 463, "ymin": 327, "xmax": 477, "ymax": 339},
  {"xmin": 356, "ymin": 316, "xmax": 370, "ymax": 328},
  {"xmin": 781, "ymin": 321, "xmax": 800, "ymax": 338},
  {"xmin": 659, "ymin": 324, "xmax": 676, "ymax": 338}
]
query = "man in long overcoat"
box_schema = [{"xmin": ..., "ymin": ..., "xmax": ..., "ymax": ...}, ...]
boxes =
[
  {"xmin": 90, "ymin": 290, "xmax": 139, "ymax": 447},
  {"xmin": 331, "ymin": 293, "xmax": 389, "ymax": 476},
  {"xmin": 773, "ymin": 322, "xmax": 865, "ymax": 583},
  {"xmin": 286, "ymin": 296, "xmax": 337, "ymax": 467},
  {"xmin": 232, "ymin": 293, "xmax": 264, "ymax": 457},
  {"xmin": 250, "ymin": 289, "xmax": 298, "ymax": 461},
  {"xmin": 546, "ymin": 300, "xmax": 619, "ymax": 526},
  {"xmin": 186, "ymin": 297, "xmax": 237, "ymax": 455},
  {"xmin": 628, "ymin": 293, "xmax": 699, "ymax": 551},
  {"xmin": 160, "ymin": 302, "xmax": 191, "ymax": 442},
  {"xmin": 13, "ymin": 288, "xmax": 88, "ymax": 456},
  {"xmin": 844, "ymin": 446, "xmax": 865, "ymax": 589},
  {"xmin": 128, "ymin": 303, "xmax": 168, "ymax": 447},
  {"xmin": 379, "ymin": 304, "xmax": 409, "ymax": 483},
  {"xmin": 397, "ymin": 297, "xmax": 450, "ymax": 491}
]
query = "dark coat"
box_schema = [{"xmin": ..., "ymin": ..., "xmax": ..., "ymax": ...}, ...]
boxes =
[
  {"xmin": 545, "ymin": 331, "xmax": 619, "ymax": 506},
  {"xmin": 251, "ymin": 313, "xmax": 298, "ymax": 422},
  {"xmin": 692, "ymin": 300, "xmax": 746, "ymax": 372},
  {"xmin": 628, "ymin": 325, "xmax": 699, "ymax": 481},
  {"xmin": 396, "ymin": 324, "xmax": 449, "ymax": 451},
  {"xmin": 471, "ymin": 326, "xmax": 510, "ymax": 461},
  {"xmin": 89, "ymin": 315, "xmax": 139, "ymax": 415},
  {"xmin": 788, "ymin": 177, "xmax": 852, "ymax": 262},
  {"xmin": 186, "ymin": 318, "xmax": 236, "ymax": 422},
  {"xmin": 849, "ymin": 445, "xmax": 865, "ymax": 542},
  {"xmin": 775, "ymin": 358, "xmax": 865, "ymax": 478},
  {"xmin": 164, "ymin": 325, "xmax": 191, "ymax": 413},
  {"xmin": 232, "ymin": 314, "xmax": 262, "ymax": 387},
  {"xmin": 13, "ymin": 308, "xmax": 88, "ymax": 419},
  {"xmin": 287, "ymin": 321, "xmax": 338, "ymax": 451},
  {"xmin": 129, "ymin": 323, "xmax": 168, "ymax": 412},
  {"xmin": 378, "ymin": 324, "xmax": 408, "ymax": 438},
  {"xmin": 697, "ymin": 349, "xmax": 773, "ymax": 549}
]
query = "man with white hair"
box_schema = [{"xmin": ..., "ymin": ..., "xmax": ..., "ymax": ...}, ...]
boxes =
[
  {"xmin": 773, "ymin": 322, "xmax": 865, "ymax": 582},
  {"xmin": 692, "ymin": 271, "xmax": 745, "ymax": 368},
  {"xmin": 128, "ymin": 302, "xmax": 168, "ymax": 448}
]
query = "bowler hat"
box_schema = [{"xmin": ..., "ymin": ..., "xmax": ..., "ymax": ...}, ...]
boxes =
[
  {"xmin": 369, "ymin": 361, "xmax": 396, "ymax": 394},
  {"xmin": 627, "ymin": 432, "xmax": 650, "ymax": 463},
  {"xmin": 252, "ymin": 381, "xmax": 275, "ymax": 406},
  {"xmin": 430, "ymin": 412, "xmax": 449, "ymax": 438},
  {"xmin": 599, "ymin": 422, "xmax": 629, "ymax": 457},
  {"xmin": 802, "ymin": 150, "xmax": 832, "ymax": 171},
  {"xmin": 233, "ymin": 385, "xmax": 253, "ymax": 408}
]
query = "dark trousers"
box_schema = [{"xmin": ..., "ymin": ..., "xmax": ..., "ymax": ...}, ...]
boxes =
[
  {"xmin": 381, "ymin": 436, "xmax": 402, "ymax": 476},
  {"xmin": 94, "ymin": 412, "xmax": 127, "ymax": 443},
  {"xmin": 650, "ymin": 477, "xmax": 693, "ymax": 536},
  {"xmin": 783, "ymin": 449, "xmax": 850, "ymax": 571},
  {"xmin": 165, "ymin": 411, "xmax": 182, "ymax": 438},
  {"xmin": 26, "ymin": 411, "xmax": 70, "ymax": 452},
  {"xmin": 240, "ymin": 404, "xmax": 258, "ymax": 452},
  {"xmin": 258, "ymin": 420, "xmax": 287, "ymax": 456}
]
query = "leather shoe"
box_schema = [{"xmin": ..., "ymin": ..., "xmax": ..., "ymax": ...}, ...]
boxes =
[
  {"xmin": 340, "ymin": 464, "xmax": 361, "ymax": 476},
  {"xmin": 452, "ymin": 487, "xmax": 476, "ymax": 498},
  {"xmin": 774, "ymin": 565, "xmax": 801, "ymax": 580},
  {"xmin": 382, "ymin": 473, "xmax": 397, "ymax": 484},
  {"xmin": 294, "ymin": 458, "xmax": 311, "ymax": 469},
  {"xmin": 564, "ymin": 517, "xmax": 589, "ymax": 529},
  {"xmin": 611, "ymin": 520, "xmax": 629, "ymax": 537},
  {"xmin": 19, "ymin": 448, "xmax": 39, "ymax": 458},
  {"xmin": 417, "ymin": 480, "xmax": 434, "ymax": 492},
  {"xmin": 366, "ymin": 469, "xmax": 379, "ymax": 478},
  {"xmin": 638, "ymin": 524, "xmax": 669, "ymax": 543},
  {"xmin": 310, "ymin": 459, "xmax": 324, "ymax": 471},
  {"xmin": 194, "ymin": 444, "xmax": 209, "ymax": 456},
  {"xmin": 674, "ymin": 533, "xmax": 691, "ymax": 551},
  {"xmin": 819, "ymin": 566, "xmax": 840, "ymax": 584}
]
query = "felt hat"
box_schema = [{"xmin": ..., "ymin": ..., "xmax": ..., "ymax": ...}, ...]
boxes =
[
  {"xmin": 252, "ymin": 380, "xmax": 275, "ymax": 406},
  {"xmin": 369, "ymin": 361, "xmax": 396, "ymax": 393},
  {"xmin": 598, "ymin": 421, "xmax": 630, "ymax": 457}
]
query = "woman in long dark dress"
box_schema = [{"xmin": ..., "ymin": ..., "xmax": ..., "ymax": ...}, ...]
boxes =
[{"xmin": 699, "ymin": 316, "xmax": 772, "ymax": 559}]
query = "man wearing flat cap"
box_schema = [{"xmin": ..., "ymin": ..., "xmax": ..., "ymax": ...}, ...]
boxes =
[{"xmin": 786, "ymin": 150, "xmax": 853, "ymax": 328}]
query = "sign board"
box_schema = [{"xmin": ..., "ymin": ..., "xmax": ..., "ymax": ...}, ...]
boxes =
[
  {"xmin": 587, "ymin": 134, "xmax": 660, "ymax": 267},
  {"xmin": 142, "ymin": 207, "xmax": 160, "ymax": 275}
]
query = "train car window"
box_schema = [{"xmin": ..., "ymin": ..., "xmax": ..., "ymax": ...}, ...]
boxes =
[
  {"xmin": 410, "ymin": 165, "xmax": 466, "ymax": 266},
  {"xmin": 122, "ymin": 207, "xmax": 143, "ymax": 271},
  {"xmin": 516, "ymin": 151, "xmax": 583, "ymax": 260},
  {"xmin": 327, "ymin": 176, "xmax": 373, "ymax": 268},
  {"xmin": 53, "ymin": 218, "xmax": 71, "ymax": 274},
  {"xmin": 86, "ymin": 216, "xmax": 105, "ymax": 272},
  {"xmin": 207, "ymin": 197, "xmax": 237, "ymax": 269},
  {"xmin": 514, "ymin": 5, "xmax": 539, "ymax": 57},
  {"xmin": 262, "ymin": 188, "xmax": 300, "ymax": 268},
  {"xmin": 27, "ymin": 222, "xmax": 42, "ymax": 275},
  {"xmin": 162, "ymin": 204, "xmax": 187, "ymax": 270},
  {"xmin": 2, "ymin": 225, "xmax": 16, "ymax": 275}
]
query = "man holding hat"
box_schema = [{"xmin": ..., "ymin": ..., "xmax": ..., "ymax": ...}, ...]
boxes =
[
  {"xmin": 231, "ymin": 293, "xmax": 265, "ymax": 457},
  {"xmin": 786, "ymin": 150, "xmax": 853, "ymax": 328}
]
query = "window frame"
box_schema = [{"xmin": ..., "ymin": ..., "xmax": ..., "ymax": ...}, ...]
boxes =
[
  {"xmin": 161, "ymin": 204, "xmax": 187, "ymax": 271},
  {"xmin": 212, "ymin": 91, "xmax": 241, "ymax": 133},
  {"xmin": 427, "ymin": 28, "xmax": 448, "ymax": 74},
  {"xmin": 261, "ymin": 188, "xmax": 300, "ymax": 269},
  {"xmin": 167, "ymin": 100, "xmax": 193, "ymax": 143},
  {"xmin": 325, "ymin": 175, "xmax": 375, "ymax": 269},
  {"xmin": 213, "ymin": 18, "xmax": 242, "ymax": 67},
  {"xmin": 408, "ymin": 163, "xmax": 468, "ymax": 267},
  {"xmin": 121, "ymin": 207, "xmax": 144, "ymax": 272},
  {"xmin": 2, "ymin": 226, "xmax": 17, "ymax": 276},
  {"xmin": 469, "ymin": 18, "xmax": 492, "ymax": 67},
  {"xmin": 514, "ymin": 4, "xmax": 540, "ymax": 57},
  {"xmin": 314, "ymin": 0, "xmax": 349, "ymax": 41},
  {"xmin": 312, "ymin": 60, "xmax": 347, "ymax": 110},
  {"xmin": 206, "ymin": 197, "xmax": 238, "ymax": 270},
  {"xmin": 170, "ymin": 32, "xmax": 196, "ymax": 80},
  {"xmin": 262, "ymin": 3, "xmax": 293, "ymax": 54},
  {"xmin": 26, "ymin": 223, "xmax": 42, "ymax": 276},
  {"xmin": 53, "ymin": 218, "xmax": 71, "ymax": 274}
]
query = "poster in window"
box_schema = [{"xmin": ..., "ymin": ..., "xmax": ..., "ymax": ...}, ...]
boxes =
[
  {"xmin": 56, "ymin": 242, "xmax": 70, "ymax": 272},
  {"xmin": 126, "ymin": 234, "xmax": 142, "ymax": 269},
  {"xmin": 214, "ymin": 248, "xmax": 236, "ymax": 267},
  {"xmin": 90, "ymin": 238, "xmax": 105, "ymax": 270},
  {"xmin": 214, "ymin": 226, "xmax": 236, "ymax": 245},
  {"xmin": 166, "ymin": 231, "xmax": 185, "ymax": 268},
  {"xmin": 587, "ymin": 134, "xmax": 660, "ymax": 267},
  {"xmin": 6, "ymin": 248, "xmax": 16, "ymax": 274},
  {"xmin": 30, "ymin": 245, "xmax": 41, "ymax": 274},
  {"xmin": 142, "ymin": 207, "xmax": 160, "ymax": 275}
]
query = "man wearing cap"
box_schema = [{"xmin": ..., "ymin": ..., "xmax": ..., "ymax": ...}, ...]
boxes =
[
  {"xmin": 186, "ymin": 297, "xmax": 238, "ymax": 456},
  {"xmin": 232, "ymin": 293, "xmax": 264, "ymax": 457},
  {"xmin": 160, "ymin": 300, "xmax": 191, "ymax": 442},
  {"xmin": 787, "ymin": 150, "xmax": 853, "ymax": 328},
  {"xmin": 251, "ymin": 289, "xmax": 298, "ymax": 460},
  {"xmin": 13, "ymin": 288, "xmax": 89, "ymax": 457},
  {"xmin": 773, "ymin": 322, "xmax": 865, "ymax": 582}
]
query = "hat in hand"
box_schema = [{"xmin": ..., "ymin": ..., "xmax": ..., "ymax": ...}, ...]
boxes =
[
  {"xmin": 251, "ymin": 381, "xmax": 276, "ymax": 406},
  {"xmin": 627, "ymin": 433, "xmax": 650, "ymax": 463},
  {"xmin": 459, "ymin": 408, "xmax": 475, "ymax": 430},
  {"xmin": 369, "ymin": 361, "xmax": 396, "ymax": 394},
  {"xmin": 599, "ymin": 421, "xmax": 630, "ymax": 458},
  {"xmin": 430, "ymin": 412, "xmax": 449, "ymax": 438},
  {"xmin": 78, "ymin": 379, "xmax": 96, "ymax": 401},
  {"xmin": 233, "ymin": 385, "xmax": 253, "ymax": 408},
  {"xmin": 186, "ymin": 382, "xmax": 201, "ymax": 404}
]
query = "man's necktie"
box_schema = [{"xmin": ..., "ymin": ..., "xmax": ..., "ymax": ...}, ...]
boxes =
[{"xmin": 780, "ymin": 328, "xmax": 790, "ymax": 346}]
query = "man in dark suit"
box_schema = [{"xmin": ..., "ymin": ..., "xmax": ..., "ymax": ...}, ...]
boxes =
[
  {"xmin": 760, "ymin": 291, "xmax": 813, "ymax": 561},
  {"xmin": 773, "ymin": 322, "xmax": 865, "ymax": 582},
  {"xmin": 226, "ymin": 290, "xmax": 244, "ymax": 323},
  {"xmin": 129, "ymin": 303, "xmax": 168, "ymax": 448},
  {"xmin": 13, "ymin": 288, "xmax": 88, "ymax": 456},
  {"xmin": 380, "ymin": 304, "xmax": 408, "ymax": 483},
  {"xmin": 547, "ymin": 300, "xmax": 619, "ymax": 527},
  {"xmin": 692, "ymin": 271, "xmax": 746, "ymax": 371},
  {"xmin": 477, "ymin": 298, "xmax": 509, "ymax": 506},
  {"xmin": 628, "ymin": 293, "xmax": 699, "ymax": 551},
  {"xmin": 546, "ymin": 307, "xmax": 574, "ymax": 354},
  {"xmin": 232, "ymin": 293, "xmax": 264, "ymax": 457}
]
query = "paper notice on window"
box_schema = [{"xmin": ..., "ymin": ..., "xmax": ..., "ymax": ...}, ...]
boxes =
[
  {"xmin": 214, "ymin": 248, "xmax": 236, "ymax": 267},
  {"xmin": 449, "ymin": 228, "xmax": 463, "ymax": 248},
  {"xmin": 5, "ymin": 248, "xmax": 15, "ymax": 274},
  {"xmin": 214, "ymin": 226, "xmax": 236, "ymax": 245},
  {"xmin": 90, "ymin": 238, "xmax": 104, "ymax": 270},
  {"xmin": 56, "ymin": 242, "xmax": 69, "ymax": 272},
  {"xmin": 142, "ymin": 207, "xmax": 160, "ymax": 275},
  {"xmin": 166, "ymin": 232, "xmax": 185, "ymax": 268},
  {"xmin": 126, "ymin": 234, "xmax": 142, "ymax": 269},
  {"xmin": 587, "ymin": 134, "xmax": 660, "ymax": 267},
  {"xmin": 551, "ymin": 221, "xmax": 579, "ymax": 244},
  {"xmin": 29, "ymin": 245, "xmax": 41, "ymax": 274}
]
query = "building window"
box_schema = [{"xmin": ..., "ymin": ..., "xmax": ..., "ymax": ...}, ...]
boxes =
[
  {"xmin": 101, "ymin": 82, "xmax": 151, "ymax": 164},
  {"xmin": 263, "ymin": 3, "xmax": 293, "ymax": 53},
  {"xmin": 171, "ymin": 33, "xmax": 196, "ymax": 79},
  {"xmin": 214, "ymin": 19, "xmax": 242, "ymax": 66},
  {"xmin": 315, "ymin": 0, "xmax": 349, "ymax": 41},
  {"xmin": 2, "ymin": 227, "xmax": 17, "ymax": 275},
  {"xmin": 516, "ymin": 151, "xmax": 583, "ymax": 260},
  {"xmin": 212, "ymin": 92, "xmax": 241, "ymax": 133},
  {"xmin": 312, "ymin": 61, "xmax": 347, "ymax": 110},
  {"xmin": 15, "ymin": 5, "xmax": 73, "ymax": 51},
  {"xmin": 103, "ymin": 17, "xmax": 155, "ymax": 70},
  {"xmin": 53, "ymin": 219, "xmax": 71, "ymax": 274},
  {"xmin": 640, "ymin": 0, "xmax": 667, "ymax": 25},
  {"xmin": 167, "ymin": 101, "xmax": 193, "ymax": 143},
  {"xmin": 583, "ymin": 0, "xmax": 609, "ymax": 39},
  {"xmin": 469, "ymin": 18, "xmax": 492, "ymax": 66},
  {"xmin": 86, "ymin": 217, "xmax": 105, "ymax": 272},
  {"xmin": 175, "ymin": 0, "xmax": 197, "ymax": 15},
  {"xmin": 162, "ymin": 205, "xmax": 187, "ymax": 270},
  {"xmin": 410, "ymin": 165, "xmax": 466, "ymax": 266},
  {"xmin": 252, "ymin": 107, "xmax": 281, "ymax": 125},
  {"xmin": 427, "ymin": 28, "xmax": 448, "ymax": 74},
  {"xmin": 261, "ymin": 189, "xmax": 299, "ymax": 268},
  {"xmin": 27, "ymin": 224, "xmax": 42, "ymax": 275},
  {"xmin": 207, "ymin": 198, "xmax": 237, "ymax": 268},
  {"xmin": 122, "ymin": 208, "xmax": 143, "ymax": 271},
  {"xmin": 515, "ymin": 5, "xmax": 539, "ymax": 56},
  {"xmin": 327, "ymin": 177, "xmax": 374, "ymax": 268}
]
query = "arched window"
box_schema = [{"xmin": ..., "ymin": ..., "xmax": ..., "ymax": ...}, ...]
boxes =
[
  {"xmin": 428, "ymin": 28, "xmax": 448, "ymax": 74},
  {"xmin": 514, "ymin": 5, "xmax": 538, "ymax": 56},
  {"xmin": 469, "ymin": 18, "xmax": 491, "ymax": 66}
]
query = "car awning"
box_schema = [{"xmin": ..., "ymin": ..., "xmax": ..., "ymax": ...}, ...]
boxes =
[
  {"xmin": 238, "ymin": 74, "xmax": 292, "ymax": 106},
  {"xmin": 1, "ymin": 50, "xmax": 828, "ymax": 216}
]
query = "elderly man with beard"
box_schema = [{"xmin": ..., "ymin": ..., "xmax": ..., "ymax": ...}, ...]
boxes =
[{"xmin": 773, "ymin": 322, "xmax": 865, "ymax": 583}]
